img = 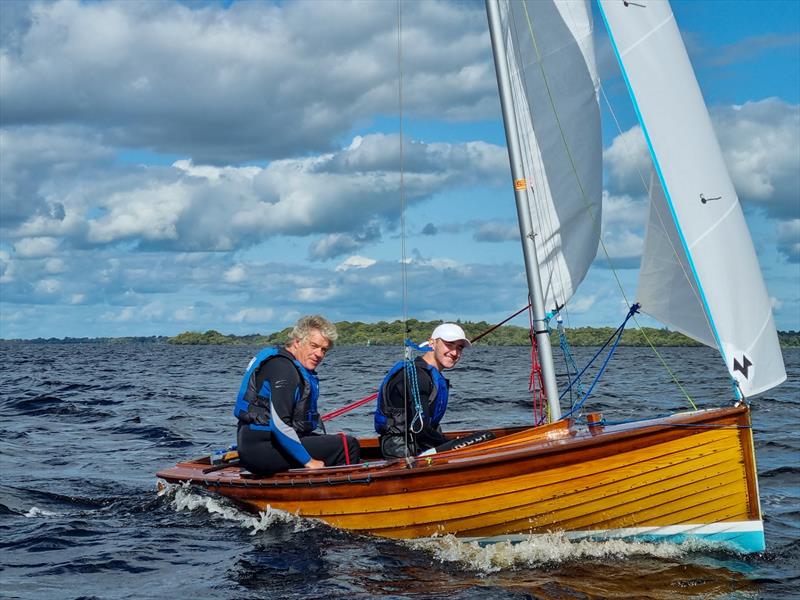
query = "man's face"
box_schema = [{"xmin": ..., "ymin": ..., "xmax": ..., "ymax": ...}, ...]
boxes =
[
  {"xmin": 430, "ymin": 338, "xmax": 466, "ymax": 371},
  {"xmin": 288, "ymin": 329, "xmax": 331, "ymax": 371}
]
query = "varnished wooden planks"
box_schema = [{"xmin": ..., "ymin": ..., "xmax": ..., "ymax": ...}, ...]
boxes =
[{"xmin": 156, "ymin": 405, "xmax": 761, "ymax": 542}]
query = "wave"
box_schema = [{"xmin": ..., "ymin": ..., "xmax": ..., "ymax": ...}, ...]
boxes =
[
  {"xmin": 157, "ymin": 481, "xmax": 316, "ymax": 535},
  {"xmin": 409, "ymin": 533, "xmax": 745, "ymax": 574},
  {"xmin": 761, "ymin": 466, "xmax": 800, "ymax": 479}
]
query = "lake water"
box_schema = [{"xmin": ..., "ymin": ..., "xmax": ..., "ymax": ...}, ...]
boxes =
[{"xmin": 1, "ymin": 342, "xmax": 798, "ymax": 599}]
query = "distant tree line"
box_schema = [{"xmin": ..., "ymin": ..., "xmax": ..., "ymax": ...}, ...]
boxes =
[
  {"xmin": 164, "ymin": 321, "xmax": 800, "ymax": 348},
  {"xmin": 1, "ymin": 336, "xmax": 171, "ymax": 344},
  {"xmin": 5, "ymin": 323, "xmax": 797, "ymax": 347}
]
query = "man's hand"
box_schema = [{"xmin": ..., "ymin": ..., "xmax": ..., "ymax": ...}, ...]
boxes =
[{"xmin": 304, "ymin": 458, "xmax": 325, "ymax": 469}]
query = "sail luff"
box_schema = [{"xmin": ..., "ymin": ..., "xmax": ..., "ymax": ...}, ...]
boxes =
[
  {"xmin": 486, "ymin": 0, "xmax": 561, "ymax": 419},
  {"xmin": 598, "ymin": 0, "xmax": 786, "ymax": 397}
]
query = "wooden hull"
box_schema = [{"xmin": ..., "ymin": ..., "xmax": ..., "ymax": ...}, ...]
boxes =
[{"xmin": 156, "ymin": 405, "xmax": 764, "ymax": 552}]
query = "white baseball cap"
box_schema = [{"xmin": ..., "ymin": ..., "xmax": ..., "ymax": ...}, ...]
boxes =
[{"xmin": 430, "ymin": 323, "xmax": 472, "ymax": 348}]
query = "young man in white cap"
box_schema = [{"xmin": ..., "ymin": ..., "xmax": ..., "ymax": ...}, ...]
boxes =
[{"xmin": 374, "ymin": 323, "xmax": 472, "ymax": 459}]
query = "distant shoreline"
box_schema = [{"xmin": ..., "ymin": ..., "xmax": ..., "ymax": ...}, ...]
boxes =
[{"xmin": 3, "ymin": 319, "xmax": 798, "ymax": 347}]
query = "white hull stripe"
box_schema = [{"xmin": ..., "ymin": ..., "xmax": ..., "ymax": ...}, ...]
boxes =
[{"xmin": 460, "ymin": 521, "xmax": 765, "ymax": 553}]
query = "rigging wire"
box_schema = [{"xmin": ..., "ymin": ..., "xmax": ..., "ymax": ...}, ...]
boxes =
[
  {"xmin": 395, "ymin": 0, "xmax": 415, "ymax": 458},
  {"xmin": 397, "ymin": 0, "xmax": 407, "ymax": 342}
]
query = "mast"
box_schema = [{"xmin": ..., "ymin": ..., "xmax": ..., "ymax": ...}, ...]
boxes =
[{"xmin": 486, "ymin": 0, "xmax": 560, "ymax": 420}]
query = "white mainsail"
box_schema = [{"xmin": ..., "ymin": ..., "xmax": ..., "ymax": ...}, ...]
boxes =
[
  {"xmin": 598, "ymin": 0, "xmax": 786, "ymax": 396},
  {"xmin": 498, "ymin": 0, "xmax": 602, "ymax": 311}
]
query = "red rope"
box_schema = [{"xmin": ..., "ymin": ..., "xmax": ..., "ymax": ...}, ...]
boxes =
[
  {"xmin": 322, "ymin": 392, "xmax": 377, "ymax": 422},
  {"xmin": 338, "ymin": 432, "xmax": 351, "ymax": 465},
  {"xmin": 528, "ymin": 306, "xmax": 547, "ymax": 424},
  {"xmin": 469, "ymin": 302, "xmax": 531, "ymax": 344}
]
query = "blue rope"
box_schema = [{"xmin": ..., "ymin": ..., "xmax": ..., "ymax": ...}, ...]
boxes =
[
  {"xmin": 558, "ymin": 323, "xmax": 619, "ymax": 400},
  {"xmin": 560, "ymin": 303, "xmax": 640, "ymax": 420},
  {"xmin": 406, "ymin": 358, "xmax": 424, "ymax": 434},
  {"xmin": 556, "ymin": 314, "xmax": 583, "ymax": 409},
  {"xmin": 403, "ymin": 339, "xmax": 428, "ymax": 434}
]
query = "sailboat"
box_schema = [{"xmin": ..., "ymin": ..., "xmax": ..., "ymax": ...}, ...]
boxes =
[{"xmin": 156, "ymin": 0, "xmax": 786, "ymax": 553}]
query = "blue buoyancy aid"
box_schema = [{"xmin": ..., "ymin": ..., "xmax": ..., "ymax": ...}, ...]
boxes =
[
  {"xmin": 233, "ymin": 347, "xmax": 320, "ymax": 434},
  {"xmin": 374, "ymin": 358, "xmax": 448, "ymax": 434}
]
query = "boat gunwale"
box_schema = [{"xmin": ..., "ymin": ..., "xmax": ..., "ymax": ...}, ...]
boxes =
[{"xmin": 156, "ymin": 404, "xmax": 751, "ymax": 490}]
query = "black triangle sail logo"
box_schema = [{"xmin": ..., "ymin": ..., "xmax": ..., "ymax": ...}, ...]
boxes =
[{"xmin": 733, "ymin": 355, "xmax": 753, "ymax": 379}]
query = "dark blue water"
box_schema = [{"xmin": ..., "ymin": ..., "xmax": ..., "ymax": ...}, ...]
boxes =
[{"xmin": 1, "ymin": 342, "xmax": 798, "ymax": 599}]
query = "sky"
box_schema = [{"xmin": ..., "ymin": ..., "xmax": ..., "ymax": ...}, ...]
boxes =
[{"xmin": 0, "ymin": 0, "xmax": 798, "ymax": 340}]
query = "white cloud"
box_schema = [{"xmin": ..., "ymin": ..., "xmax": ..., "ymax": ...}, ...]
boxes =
[
  {"xmin": 13, "ymin": 237, "xmax": 60, "ymax": 258},
  {"xmin": 603, "ymin": 126, "xmax": 651, "ymax": 197},
  {"xmin": 776, "ymin": 218, "xmax": 800, "ymax": 263},
  {"xmin": 172, "ymin": 306, "xmax": 195, "ymax": 321},
  {"xmin": 1, "ymin": 1, "xmax": 494, "ymax": 163},
  {"xmin": 224, "ymin": 265, "xmax": 247, "ymax": 283},
  {"xmin": 602, "ymin": 99, "xmax": 799, "ymax": 265},
  {"xmin": 335, "ymin": 255, "xmax": 377, "ymax": 271},
  {"xmin": 102, "ymin": 307, "xmax": 136, "ymax": 322},
  {"xmin": 473, "ymin": 220, "xmax": 519, "ymax": 242},
  {"xmin": 599, "ymin": 191, "xmax": 647, "ymax": 266},
  {"xmin": 140, "ymin": 301, "xmax": 164, "ymax": 319},
  {"xmin": 0, "ymin": 127, "xmax": 111, "ymax": 228},
  {"xmin": 86, "ymin": 182, "xmax": 187, "ymax": 244},
  {"xmin": 229, "ymin": 307, "xmax": 275, "ymax": 324},
  {"xmin": 567, "ymin": 294, "xmax": 597, "ymax": 314},
  {"xmin": 34, "ymin": 279, "xmax": 60, "ymax": 294},
  {"xmin": 604, "ymin": 99, "xmax": 799, "ymax": 221},
  {"xmin": 415, "ymin": 256, "xmax": 472, "ymax": 277},
  {"xmin": 44, "ymin": 258, "xmax": 66, "ymax": 274},
  {"xmin": 0, "ymin": 255, "xmax": 15, "ymax": 284},
  {"xmin": 714, "ymin": 98, "xmax": 799, "ymax": 219},
  {"xmin": 2, "ymin": 133, "xmax": 505, "ymax": 255},
  {"xmin": 297, "ymin": 285, "xmax": 341, "ymax": 302}
]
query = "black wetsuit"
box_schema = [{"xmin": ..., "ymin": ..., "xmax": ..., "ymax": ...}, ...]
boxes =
[{"xmin": 235, "ymin": 348, "xmax": 360, "ymax": 475}]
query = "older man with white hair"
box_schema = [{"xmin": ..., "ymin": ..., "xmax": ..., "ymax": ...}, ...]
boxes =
[{"xmin": 234, "ymin": 315, "xmax": 360, "ymax": 475}]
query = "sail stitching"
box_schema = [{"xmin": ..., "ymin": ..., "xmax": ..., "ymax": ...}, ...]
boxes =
[
  {"xmin": 743, "ymin": 308, "xmax": 776, "ymax": 358},
  {"xmin": 688, "ymin": 200, "xmax": 738, "ymax": 250},
  {"xmin": 617, "ymin": 12, "xmax": 674, "ymax": 58}
]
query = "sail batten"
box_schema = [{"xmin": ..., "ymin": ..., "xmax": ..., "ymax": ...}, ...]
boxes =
[{"xmin": 598, "ymin": 0, "xmax": 786, "ymax": 396}]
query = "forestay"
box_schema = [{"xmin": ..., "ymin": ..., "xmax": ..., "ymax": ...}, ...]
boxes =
[
  {"xmin": 498, "ymin": 0, "xmax": 602, "ymax": 311},
  {"xmin": 598, "ymin": 0, "xmax": 786, "ymax": 396}
]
